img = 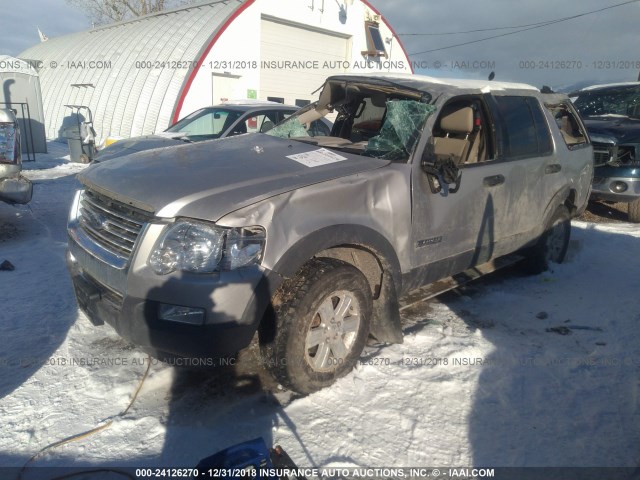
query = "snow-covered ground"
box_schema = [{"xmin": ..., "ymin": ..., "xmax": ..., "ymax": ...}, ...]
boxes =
[{"xmin": 1, "ymin": 143, "xmax": 639, "ymax": 477}]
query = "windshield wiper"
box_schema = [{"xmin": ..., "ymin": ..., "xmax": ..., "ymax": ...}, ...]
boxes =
[{"xmin": 292, "ymin": 138, "xmax": 319, "ymax": 145}]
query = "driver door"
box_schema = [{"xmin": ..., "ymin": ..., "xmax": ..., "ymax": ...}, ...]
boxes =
[{"xmin": 411, "ymin": 95, "xmax": 506, "ymax": 279}]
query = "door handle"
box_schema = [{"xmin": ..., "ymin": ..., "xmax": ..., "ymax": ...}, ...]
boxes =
[
  {"xmin": 483, "ymin": 174, "xmax": 505, "ymax": 187},
  {"xmin": 545, "ymin": 164, "xmax": 562, "ymax": 174}
]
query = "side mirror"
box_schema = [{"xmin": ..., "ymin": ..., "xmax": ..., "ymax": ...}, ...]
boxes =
[{"xmin": 421, "ymin": 145, "xmax": 462, "ymax": 194}]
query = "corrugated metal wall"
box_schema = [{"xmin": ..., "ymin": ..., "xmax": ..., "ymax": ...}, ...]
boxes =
[{"xmin": 18, "ymin": 1, "xmax": 242, "ymax": 143}]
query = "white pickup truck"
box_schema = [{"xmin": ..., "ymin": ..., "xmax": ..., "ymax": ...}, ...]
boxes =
[{"xmin": 0, "ymin": 109, "xmax": 32, "ymax": 204}]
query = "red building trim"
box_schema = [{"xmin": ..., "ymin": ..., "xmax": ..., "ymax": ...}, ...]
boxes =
[
  {"xmin": 172, "ymin": 0, "xmax": 257, "ymax": 123},
  {"xmin": 173, "ymin": 0, "xmax": 413, "ymax": 123}
]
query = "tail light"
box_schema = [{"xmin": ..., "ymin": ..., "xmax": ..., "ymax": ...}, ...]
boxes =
[{"xmin": 0, "ymin": 110, "xmax": 19, "ymax": 165}]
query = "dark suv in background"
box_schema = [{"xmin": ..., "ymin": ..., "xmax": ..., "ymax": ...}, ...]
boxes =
[
  {"xmin": 95, "ymin": 101, "xmax": 332, "ymax": 162},
  {"xmin": 571, "ymin": 82, "xmax": 640, "ymax": 222}
]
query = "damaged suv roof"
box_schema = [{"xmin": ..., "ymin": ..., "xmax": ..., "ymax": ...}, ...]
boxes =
[{"xmin": 324, "ymin": 73, "xmax": 540, "ymax": 95}]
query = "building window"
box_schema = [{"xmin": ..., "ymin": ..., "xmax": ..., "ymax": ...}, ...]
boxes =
[
  {"xmin": 295, "ymin": 99, "xmax": 310, "ymax": 107},
  {"xmin": 362, "ymin": 21, "xmax": 387, "ymax": 58},
  {"xmin": 267, "ymin": 97, "xmax": 285, "ymax": 104}
]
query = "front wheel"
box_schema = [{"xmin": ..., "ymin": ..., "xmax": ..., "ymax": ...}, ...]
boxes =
[
  {"xmin": 523, "ymin": 205, "xmax": 571, "ymax": 274},
  {"xmin": 628, "ymin": 198, "xmax": 640, "ymax": 223},
  {"xmin": 259, "ymin": 258, "xmax": 372, "ymax": 394}
]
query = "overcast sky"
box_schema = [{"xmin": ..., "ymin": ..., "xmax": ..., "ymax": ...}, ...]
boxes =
[
  {"xmin": 1, "ymin": 0, "xmax": 638, "ymax": 90},
  {"xmin": 370, "ymin": 0, "xmax": 640, "ymax": 90}
]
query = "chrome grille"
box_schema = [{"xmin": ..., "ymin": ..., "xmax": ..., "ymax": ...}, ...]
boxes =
[
  {"xmin": 592, "ymin": 146, "xmax": 612, "ymax": 167},
  {"xmin": 592, "ymin": 144, "xmax": 639, "ymax": 167},
  {"xmin": 78, "ymin": 189, "xmax": 151, "ymax": 262}
]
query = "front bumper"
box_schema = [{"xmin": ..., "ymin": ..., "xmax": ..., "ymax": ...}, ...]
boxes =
[
  {"xmin": 66, "ymin": 239, "xmax": 280, "ymax": 360},
  {"xmin": 0, "ymin": 174, "xmax": 32, "ymax": 204},
  {"xmin": 591, "ymin": 175, "xmax": 640, "ymax": 203}
]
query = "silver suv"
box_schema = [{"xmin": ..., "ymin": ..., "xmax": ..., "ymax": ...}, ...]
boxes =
[{"xmin": 67, "ymin": 75, "xmax": 593, "ymax": 394}]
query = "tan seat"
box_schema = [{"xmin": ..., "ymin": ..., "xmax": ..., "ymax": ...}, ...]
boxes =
[
  {"xmin": 560, "ymin": 116, "xmax": 575, "ymax": 144},
  {"xmin": 260, "ymin": 120, "xmax": 275, "ymax": 133},
  {"xmin": 433, "ymin": 107, "xmax": 474, "ymax": 165}
]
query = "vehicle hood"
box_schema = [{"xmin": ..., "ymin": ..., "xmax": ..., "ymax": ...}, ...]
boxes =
[
  {"xmin": 95, "ymin": 134, "xmax": 185, "ymax": 162},
  {"xmin": 79, "ymin": 133, "xmax": 390, "ymax": 221},
  {"xmin": 582, "ymin": 116, "xmax": 640, "ymax": 144}
]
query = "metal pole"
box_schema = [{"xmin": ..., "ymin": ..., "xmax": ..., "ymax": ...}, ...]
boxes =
[{"xmin": 24, "ymin": 102, "xmax": 36, "ymax": 162}]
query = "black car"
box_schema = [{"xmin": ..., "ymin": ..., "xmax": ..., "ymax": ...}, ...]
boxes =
[
  {"xmin": 571, "ymin": 82, "xmax": 640, "ymax": 222},
  {"xmin": 95, "ymin": 101, "xmax": 332, "ymax": 162}
]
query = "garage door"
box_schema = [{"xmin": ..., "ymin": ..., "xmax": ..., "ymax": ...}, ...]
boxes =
[
  {"xmin": 212, "ymin": 73, "xmax": 241, "ymax": 104},
  {"xmin": 260, "ymin": 17, "xmax": 351, "ymax": 106}
]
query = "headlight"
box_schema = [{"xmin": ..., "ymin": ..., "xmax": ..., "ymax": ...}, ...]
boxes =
[{"xmin": 148, "ymin": 220, "xmax": 265, "ymax": 275}]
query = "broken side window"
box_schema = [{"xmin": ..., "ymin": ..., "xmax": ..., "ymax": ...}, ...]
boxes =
[
  {"xmin": 365, "ymin": 100, "xmax": 436, "ymax": 161},
  {"xmin": 266, "ymin": 117, "xmax": 311, "ymax": 139},
  {"xmin": 266, "ymin": 102, "xmax": 322, "ymax": 139},
  {"xmin": 546, "ymin": 102, "xmax": 588, "ymax": 149}
]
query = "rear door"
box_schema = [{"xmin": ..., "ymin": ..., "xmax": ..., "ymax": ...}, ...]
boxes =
[{"xmin": 487, "ymin": 94, "xmax": 556, "ymax": 250}]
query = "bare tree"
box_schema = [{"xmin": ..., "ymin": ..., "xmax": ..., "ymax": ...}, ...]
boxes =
[{"xmin": 66, "ymin": 0, "xmax": 196, "ymax": 25}]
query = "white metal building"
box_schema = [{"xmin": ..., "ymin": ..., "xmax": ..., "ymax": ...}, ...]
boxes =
[{"xmin": 19, "ymin": 0, "xmax": 412, "ymax": 144}]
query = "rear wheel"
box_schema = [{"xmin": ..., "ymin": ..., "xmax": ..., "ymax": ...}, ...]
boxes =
[
  {"xmin": 523, "ymin": 205, "xmax": 571, "ymax": 274},
  {"xmin": 259, "ymin": 258, "xmax": 371, "ymax": 394},
  {"xmin": 628, "ymin": 198, "xmax": 640, "ymax": 223}
]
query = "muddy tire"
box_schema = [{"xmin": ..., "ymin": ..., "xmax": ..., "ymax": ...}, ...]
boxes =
[
  {"xmin": 523, "ymin": 205, "xmax": 571, "ymax": 274},
  {"xmin": 628, "ymin": 198, "xmax": 640, "ymax": 223},
  {"xmin": 259, "ymin": 257, "xmax": 371, "ymax": 395}
]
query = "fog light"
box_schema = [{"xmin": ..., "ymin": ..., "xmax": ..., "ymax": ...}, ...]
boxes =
[
  {"xmin": 610, "ymin": 181, "xmax": 628, "ymax": 193},
  {"xmin": 158, "ymin": 304, "xmax": 205, "ymax": 325}
]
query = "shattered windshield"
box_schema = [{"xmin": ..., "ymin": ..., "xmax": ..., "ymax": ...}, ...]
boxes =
[
  {"xmin": 573, "ymin": 86, "xmax": 640, "ymax": 119},
  {"xmin": 366, "ymin": 101, "xmax": 436, "ymax": 160},
  {"xmin": 267, "ymin": 82, "xmax": 435, "ymax": 162}
]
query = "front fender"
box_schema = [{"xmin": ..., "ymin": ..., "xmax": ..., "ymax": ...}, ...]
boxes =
[
  {"xmin": 271, "ymin": 224, "xmax": 402, "ymax": 287},
  {"xmin": 271, "ymin": 224, "xmax": 404, "ymax": 344}
]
